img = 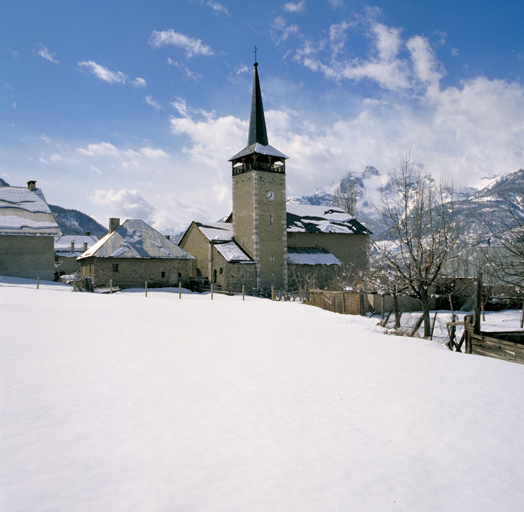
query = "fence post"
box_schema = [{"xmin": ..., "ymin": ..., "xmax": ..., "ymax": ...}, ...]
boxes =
[
  {"xmin": 211, "ymin": 283, "xmax": 213, "ymax": 300},
  {"xmin": 179, "ymin": 282, "xmax": 182, "ymax": 299},
  {"xmin": 271, "ymin": 286, "xmax": 274, "ymax": 300},
  {"xmin": 145, "ymin": 281, "xmax": 148, "ymax": 297},
  {"xmin": 37, "ymin": 277, "xmax": 39, "ymax": 289},
  {"xmin": 110, "ymin": 279, "xmax": 112, "ymax": 294},
  {"xmin": 242, "ymin": 284, "xmax": 245, "ymax": 301},
  {"xmin": 474, "ymin": 272, "xmax": 482, "ymax": 335}
]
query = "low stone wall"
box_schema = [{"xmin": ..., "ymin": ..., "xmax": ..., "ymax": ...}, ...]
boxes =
[{"xmin": 80, "ymin": 257, "xmax": 193, "ymax": 289}]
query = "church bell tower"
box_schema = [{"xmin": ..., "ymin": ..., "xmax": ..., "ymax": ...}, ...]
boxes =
[{"xmin": 229, "ymin": 61, "xmax": 288, "ymax": 290}]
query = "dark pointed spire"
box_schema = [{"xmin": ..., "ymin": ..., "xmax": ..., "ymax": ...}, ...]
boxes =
[{"xmin": 248, "ymin": 62, "xmax": 269, "ymax": 146}]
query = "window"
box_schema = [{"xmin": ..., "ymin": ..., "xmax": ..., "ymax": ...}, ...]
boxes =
[
  {"xmin": 213, "ymin": 269, "xmax": 217, "ymax": 284},
  {"xmin": 219, "ymin": 267, "xmax": 223, "ymax": 275},
  {"xmin": 269, "ymin": 214, "xmax": 273, "ymax": 225},
  {"xmin": 161, "ymin": 271, "xmax": 166, "ymax": 278},
  {"xmin": 112, "ymin": 264, "xmax": 119, "ymax": 272},
  {"xmin": 270, "ymin": 255, "xmax": 274, "ymax": 262},
  {"xmin": 178, "ymin": 272, "xmax": 182, "ymax": 278}
]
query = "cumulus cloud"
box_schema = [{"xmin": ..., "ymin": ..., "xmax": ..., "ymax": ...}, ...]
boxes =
[
  {"xmin": 149, "ymin": 29, "xmax": 213, "ymax": 57},
  {"xmin": 36, "ymin": 44, "xmax": 59, "ymax": 64},
  {"xmin": 283, "ymin": 1, "xmax": 306, "ymax": 13},
  {"xmin": 91, "ymin": 189, "xmax": 156, "ymax": 222}
]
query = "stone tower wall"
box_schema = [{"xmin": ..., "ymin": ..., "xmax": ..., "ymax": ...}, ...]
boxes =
[{"xmin": 233, "ymin": 170, "xmax": 287, "ymax": 290}]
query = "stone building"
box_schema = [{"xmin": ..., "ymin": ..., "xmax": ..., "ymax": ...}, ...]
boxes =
[
  {"xmin": 78, "ymin": 218, "xmax": 194, "ymax": 289},
  {"xmin": 179, "ymin": 221, "xmax": 256, "ymax": 291},
  {"xmin": 54, "ymin": 234, "xmax": 99, "ymax": 278},
  {"xmin": 179, "ymin": 61, "xmax": 370, "ymax": 291},
  {"xmin": 0, "ymin": 181, "xmax": 61, "ymax": 281}
]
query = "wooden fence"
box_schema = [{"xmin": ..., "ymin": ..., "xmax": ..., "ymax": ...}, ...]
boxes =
[
  {"xmin": 464, "ymin": 315, "xmax": 524, "ymax": 365},
  {"xmin": 306, "ymin": 290, "xmax": 372, "ymax": 315}
]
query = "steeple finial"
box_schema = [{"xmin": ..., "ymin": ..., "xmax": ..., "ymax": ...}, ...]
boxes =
[{"xmin": 247, "ymin": 57, "xmax": 268, "ymax": 146}]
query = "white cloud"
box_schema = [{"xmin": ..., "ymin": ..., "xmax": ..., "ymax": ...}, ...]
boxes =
[
  {"xmin": 167, "ymin": 58, "xmax": 201, "ymax": 81},
  {"xmin": 91, "ymin": 189, "xmax": 156, "ymax": 222},
  {"xmin": 283, "ymin": 1, "xmax": 306, "ymax": 13},
  {"xmin": 144, "ymin": 95, "xmax": 164, "ymax": 110},
  {"xmin": 12, "ymin": 102, "xmax": 16, "ymax": 109},
  {"xmin": 132, "ymin": 77, "xmax": 147, "ymax": 88},
  {"xmin": 205, "ymin": 1, "xmax": 230, "ymax": 16},
  {"xmin": 140, "ymin": 148, "xmax": 169, "ymax": 159},
  {"xmin": 272, "ymin": 16, "xmax": 300, "ymax": 44},
  {"xmin": 77, "ymin": 142, "xmax": 119, "ymax": 157},
  {"xmin": 36, "ymin": 44, "xmax": 59, "ymax": 64},
  {"xmin": 149, "ymin": 29, "xmax": 213, "ymax": 58},
  {"xmin": 78, "ymin": 61, "xmax": 128, "ymax": 84}
]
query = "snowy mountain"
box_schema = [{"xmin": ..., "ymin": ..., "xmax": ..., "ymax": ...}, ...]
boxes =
[
  {"xmin": 49, "ymin": 204, "xmax": 108, "ymax": 238},
  {"xmin": 287, "ymin": 166, "xmax": 524, "ymax": 241}
]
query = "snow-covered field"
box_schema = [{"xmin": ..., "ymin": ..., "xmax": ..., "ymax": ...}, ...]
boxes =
[{"xmin": 1, "ymin": 277, "xmax": 524, "ymax": 511}]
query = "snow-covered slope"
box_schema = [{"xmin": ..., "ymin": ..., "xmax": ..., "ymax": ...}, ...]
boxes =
[
  {"xmin": 1, "ymin": 278, "xmax": 524, "ymax": 512},
  {"xmin": 49, "ymin": 204, "xmax": 108, "ymax": 238}
]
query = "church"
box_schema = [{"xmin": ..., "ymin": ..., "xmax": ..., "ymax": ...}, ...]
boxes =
[{"xmin": 179, "ymin": 61, "xmax": 370, "ymax": 292}]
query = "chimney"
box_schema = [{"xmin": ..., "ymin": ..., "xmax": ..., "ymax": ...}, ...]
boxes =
[
  {"xmin": 109, "ymin": 218, "xmax": 120, "ymax": 233},
  {"xmin": 71, "ymin": 241, "xmax": 75, "ymax": 253},
  {"xmin": 165, "ymin": 235, "xmax": 171, "ymax": 240},
  {"xmin": 84, "ymin": 231, "xmax": 90, "ymax": 236},
  {"xmin": 84, "ymin": 242, "xmax": 88, "ymax": 252},
  {"xmin": 27, "ymin": 180, "xmax": 37, "ymax": 191}
]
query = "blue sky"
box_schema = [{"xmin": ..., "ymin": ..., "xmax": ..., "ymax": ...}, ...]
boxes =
[{"xmin": 1, "ymin": 0, "xmax": 524, "ymax": 233}]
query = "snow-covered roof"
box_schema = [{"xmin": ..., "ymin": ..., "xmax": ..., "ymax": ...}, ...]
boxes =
[
  {"xmin": 215, "ymin": 241, "xmax": 254, "ymax": 263},
  {"xmin": 78, "ymin": 219, "xmax": 194, "ymax": 260},
  {"xmin": 287, "ymin": 247, "xmax": 341, "ymax": 266},
  {"xmin": 230, "ymin": 143, "xmax": 288, "ymax": 161},
  {"xmin": 286, "ymin": 205, "xmax": 369, "ymax": 234},
  {"xmin": 196, "ymin": 221, "xmax": 233, "ymax": 242},
  {"xmin": 0, "ymin": 186, "xmax": 60, "ymax": 235},
  {"xmin": 55, "ymin": 235, "xmax": 99, "ymax": 257}
]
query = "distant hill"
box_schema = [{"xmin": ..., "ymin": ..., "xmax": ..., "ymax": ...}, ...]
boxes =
[{"xmin": 49, "ymin": 205, "xmax": 108, "ymax": 238}]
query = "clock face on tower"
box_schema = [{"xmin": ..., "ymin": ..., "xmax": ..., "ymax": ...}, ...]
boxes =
[{"xmin": 267, "ymin": 190, "xmax": 275, "ymax": 202}]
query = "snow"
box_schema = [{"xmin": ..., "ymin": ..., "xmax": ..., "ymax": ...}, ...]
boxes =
[
  {"xmin": 286, "ymin": 204, "xmax": 366, "ymax": 234},
  {"xmin": 214, "ymin": 241, "xmax": 253, "ymax": 262},
  {"xmin": 1, "ymin": 276, "xmax": 524, "ymax": 511},
  {"xmin": 198, "ymin": 221, "xmax": 234, "ymax": 242},
  {"xmin": 287, "ymin": 247, "xmax": 341, "ymax": 265}
]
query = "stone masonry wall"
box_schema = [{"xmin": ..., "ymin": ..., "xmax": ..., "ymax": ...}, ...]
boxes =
[
  {"xmin": 80, "ymin": 257, "xmax": 193, "ymax": 289},
  {"xmin": 0, "ymin": 235, "xmax": 55, "ymax": 281}
]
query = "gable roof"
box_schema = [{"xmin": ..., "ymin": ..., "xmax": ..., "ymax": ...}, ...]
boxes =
[
  {"xmin": 78, "ymin": 219, "xmax": 194, "ymax": 260},
  {"xmin": 181, "ymin": 221, "xmax": 254, "ymax": 264},
  {"xmin": 0, "ymin": 186, "xmax": 60, "ymax": 235},
  {"xmin": 286, "ymin": 205, "xmax": 370, "ymax": 235},
  {"xmin": 54, "ymin": 234, "xmax": 99, "ymax": 257}
]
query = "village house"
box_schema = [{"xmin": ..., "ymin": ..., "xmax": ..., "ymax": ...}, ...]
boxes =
[
  {"xmin": 0, "ymin": 180, "xmax": 61, "ymax": 281},
  {"xmin": 78, "ymin": 218, "xmax": 194, "ymax": 289},
  {"xmin": 179, "ymin": 61, "xmax": 370, "ymax": 291},
  {"xmin": 54, "ymin": 233, "xmax": 99, "ymax": 279}
]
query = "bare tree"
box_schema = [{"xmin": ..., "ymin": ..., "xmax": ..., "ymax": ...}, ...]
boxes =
[
  {"xmin": 333, "ymin": 176, "xmax": 358, "ymax": 217},
  {"xmin": 372, "ymin": 152, "xmax": 460, "ymax": 337},
  {"xmin": 482, "ymin": 201, "xmax": 524, "ymax": 293}
]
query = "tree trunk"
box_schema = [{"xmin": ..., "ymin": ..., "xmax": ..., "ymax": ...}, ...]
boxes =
[
  {"xmin": 420, "ymin": 287, "xmax": 431, "ymax": 338},
  {"xmin": 393, "ymin": 286, "xmax": 400, "ymax": 329}
]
